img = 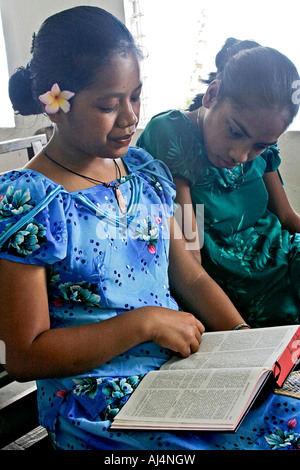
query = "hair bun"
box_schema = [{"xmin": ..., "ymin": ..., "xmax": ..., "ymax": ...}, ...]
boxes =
[
  {"xmin": 215, "ymin": 37, "xmax": 260, "ymax": 72},
  {"xmin": 8, "ymin": 65, "xmax": 42, "ymax": 115}
]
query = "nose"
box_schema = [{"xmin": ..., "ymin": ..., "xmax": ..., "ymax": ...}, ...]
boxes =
[
  {"xmin": 117, "ymin": 102, "xmax": 138, "ymax": 130},
  {"xmin": 229, "ymin": 144, "xmax": 250, "ymax": 164}
]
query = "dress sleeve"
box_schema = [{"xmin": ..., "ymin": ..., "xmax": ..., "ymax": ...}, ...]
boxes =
[
  {"xmin": 137, "ymin": 111, "xmax": 200, "ymax": 186},
  {"xmin": 261, "ymin": 145, "xmax": 281, "ymax": 173},
  {"xmin": 0, "ymin": 171, "xmax": 68, "ymax": 265}
]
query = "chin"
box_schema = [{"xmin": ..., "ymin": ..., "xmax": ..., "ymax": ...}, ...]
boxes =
[
  {"xmin": 207, "ymin": 154, "xmax": 223, "ymax": 168},
  {"xmin": 213, "ymin": 156, "xmax": 236, "ymax": 170},
  {"xmin": 109, "ymin": 143, "xmax": 131, "ymax": 158}
]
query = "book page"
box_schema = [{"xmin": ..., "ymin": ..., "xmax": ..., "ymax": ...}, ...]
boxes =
[
  {"xmin": 162, "ymin": 325, "xmax": 299, "ymax": 372},
  {"xmin": 112, "ymin": 366, "xmax": 268, "ymax": 430}
]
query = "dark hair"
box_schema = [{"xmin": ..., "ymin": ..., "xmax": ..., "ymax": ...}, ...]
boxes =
[
  {"xmin": 189, "ymin": 37, "xmax": 300, "ymax": 125},
  {"xmin": 9, "ymin": 6, "xmax": 141, "ymax": 116}
]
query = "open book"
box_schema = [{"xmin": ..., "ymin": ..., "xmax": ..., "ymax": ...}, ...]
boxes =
[{"xmin": 111, "ymin": 325, "xmax": 300, "ymax": 432}]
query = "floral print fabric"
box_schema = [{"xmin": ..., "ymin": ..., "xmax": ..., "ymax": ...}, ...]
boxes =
[{"xmin": 1, "ymin": 146, "xmax": 300, "ymax": 450}]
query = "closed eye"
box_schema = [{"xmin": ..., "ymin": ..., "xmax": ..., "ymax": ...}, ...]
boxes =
[
  {"xmin": 131, "ymin": 88, "xmax": 142, "ymax": 104},
  {"xmin": 131, "ymin": 96, "xmax": 141, "ymax": 103},
  {"xmin": 99, "ymin": 105, "xmax": 118, "ymax": 113},
  {"xmin": 254, "ymin": 141, "xmax": 277, "ymax": 151},
  {"xmin": 255, "ymin": 144, "xmax": 268, "ymax": 151},
  {"xmin": 229, "ymin": 126, "xmax": 242, "ymax": 138}
]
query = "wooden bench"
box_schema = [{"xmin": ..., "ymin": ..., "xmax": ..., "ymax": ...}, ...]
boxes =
[
  {"xmin": 0, "ymin": 134, "xmax": 47, "ymax": 160},
  {"xmin": 0, "ymin": 365, "xmax": 52, "ymax": 450}
]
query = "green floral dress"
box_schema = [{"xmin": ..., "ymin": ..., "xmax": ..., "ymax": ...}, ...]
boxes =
[{"xmin": 137, "ymin": 110, "xmax": 300, "ymax": 327}]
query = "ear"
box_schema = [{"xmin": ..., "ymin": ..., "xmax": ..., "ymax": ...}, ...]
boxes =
[
  {"xmin": 202, "ymin": 80, "xmax": 221, "ymax": 109},
  {"xmin": 45, "ymin": 111, "xmax": 64, "ymax": 124}
]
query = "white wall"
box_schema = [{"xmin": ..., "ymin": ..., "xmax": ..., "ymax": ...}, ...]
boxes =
[
  {"xmin": 278, "ymin": 131, "xmax": 300, "ymax": 214},
  {"xmin": 0, "ymin": 0, "xmax": 299, "ymax": 217},
  {"xmin": 0, "ymin": 0, "xmax": 125, "ymax": 141}
]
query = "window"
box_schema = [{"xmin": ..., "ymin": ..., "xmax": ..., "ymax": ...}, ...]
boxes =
[
  {"xmin": 125, "ymin": 0, "xmax": 300, "ymax": 130},
  {"xmin": 0, "ymin": 11, "xmax": 14, "ymax": 128}
]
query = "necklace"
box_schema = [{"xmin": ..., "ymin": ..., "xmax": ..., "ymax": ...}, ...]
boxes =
[
  {"xmin": 43, "ymin": 150, "xmax": 127, "ymax": 213},
  {"xmin": 226, "ymin": 164, "xmax": 244, "ymax": 180}
]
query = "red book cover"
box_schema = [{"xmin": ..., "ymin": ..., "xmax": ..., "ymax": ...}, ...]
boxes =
[{"xmin": 272, "ymin": 326, "xmax": 300, "ymax": 387}]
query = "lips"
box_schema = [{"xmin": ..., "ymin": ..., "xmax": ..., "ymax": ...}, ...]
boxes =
[
  {"xmin": 216, "ymin": 157, "xmax": 237, "ymax": 169},
  {"xmin": 113, "ymin": 134, "xmax": 134, "ymax": 146}
]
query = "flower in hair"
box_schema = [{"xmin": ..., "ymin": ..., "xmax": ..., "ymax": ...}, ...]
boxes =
[{"xmin": 39, "ymin": 83, "xmax": 75, "ymax": 114}]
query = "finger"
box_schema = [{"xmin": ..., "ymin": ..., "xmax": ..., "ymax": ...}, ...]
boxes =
[
  {"xmin": 177, "ymin": 340, "xmax": 193, "ymax": 358},
  {"xmin": 193, "ymin": 320, "xmax": 204, "ymax": 345},
  {"xmin": 196, "ymin": 329, "xmax": 204, "ymax": 347},
  {"xmin": 194, "ymin": 329, "xmax": 202, "ymax": 346},
  {"xmin": 190, "ymin": 336, "xmax": 201, "ymax": 354},
  {"xmin": 196, "ymin": 319, "xmax": 205, "ymax": 335}
]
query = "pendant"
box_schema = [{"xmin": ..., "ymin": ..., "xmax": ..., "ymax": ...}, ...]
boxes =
[{"xmin": 115, "ymin": 187, "xmax": 126, "ymax": 213}]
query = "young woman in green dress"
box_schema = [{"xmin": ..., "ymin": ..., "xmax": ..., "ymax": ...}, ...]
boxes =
[{"xmin": 138, "ymin": 38, "xmax": 300, "ymax": 327}]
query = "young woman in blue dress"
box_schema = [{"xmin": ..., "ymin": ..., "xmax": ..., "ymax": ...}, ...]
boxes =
[{"xmin": 0, "ymin": 10, "xmax": 299, "ymax": 450}]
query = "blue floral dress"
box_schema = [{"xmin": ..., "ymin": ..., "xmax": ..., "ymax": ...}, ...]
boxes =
[{"xmin": 0, "ymin": 147, "xmax": 299, "ymax": 450}]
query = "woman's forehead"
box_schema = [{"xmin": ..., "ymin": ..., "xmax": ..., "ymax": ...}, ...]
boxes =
[{"xmin": 212, "ymin": 100, "xmax": 287, "ymax": 143}]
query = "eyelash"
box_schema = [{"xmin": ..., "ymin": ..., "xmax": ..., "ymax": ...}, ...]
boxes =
[
  {"xmin": 255, "ymin": 144, "xmax": 268, "ymax": 151},
  {"xmin": 229, "ymin": 126, "xmax": 242, "ymax": 138},
  {"xmin": 99, "ymin": 97, "xmax": 141, "ymax": 114},
  {"xmin": 100, "ymin": 106, "xmax": 117, "ymax": 113},
  {"xmin": 229, "ymin": 127, "xmax": 271, "ymax": 151}
]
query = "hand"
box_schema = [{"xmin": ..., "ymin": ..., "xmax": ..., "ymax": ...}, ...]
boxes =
[{"xmin": 148, "ymin": 308, "xmax": 205, "ymax": 358}]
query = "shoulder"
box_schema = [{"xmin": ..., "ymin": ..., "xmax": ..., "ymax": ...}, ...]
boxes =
[
  {"xmin": 125, "ymin": 146, "xmax": 174, "ymax": 183},
  {"xmin": 124, "ymin": 145, "xmax": 156, "ymax": 166},
  {"xmin": 124, "ymin": 146, "xmax": 176, "ymax": 213},
  {"xmin": 0, "ymin": 169, "xmax": 66, "ymax": 224},
  {"xmin": 137, "ymin": 109, "xmax": 192, "ymax": 146},
  {"xmin": 137, "ymin": 111, "xmax": 203, "ymax": 186},
  {"xmin": 145, "ymin": 109, "xmax": 187, "ymax": 127},
  {"xmin": 260, "ymin": 145, "xmax": 281, "ymax": 172},
  {"xmin": 0, "ymin": 168, "xmax": 63, "ymax": 202},
  {"xmin": 0, "ymin": 169, "xmax": 68, "ymax": 264}
]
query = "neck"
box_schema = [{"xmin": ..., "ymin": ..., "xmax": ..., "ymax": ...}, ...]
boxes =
[
  {"xmin": 196, "ymin": 106, "xmax": 205, "ymax": 135},
  {"xmin": 185, "ymin": 107, "xmax": 205, "ymax": 136},
  {"xmin": 44, "ymin": 140, "xmax": 125, "ymax": 178},
  {"xmin": 41, "ymin": 149, "xmax": 127, "ymax": 213},
  {"xmin": 43, "ymin": 148, "xmax": 122, "ymax": 185}
]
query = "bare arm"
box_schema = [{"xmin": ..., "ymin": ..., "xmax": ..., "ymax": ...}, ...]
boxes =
[
  {"xmin": 174, "ymin": 178, "xmax": 202, "ymax": 262},
  {"xmin": 168, "ymin": 216, "xmax": 247, "ymax": 331},
  {"xmin": 0, "ymin": 259, "xmax": 204, "ymax": 381},
  {"xmin": 263, "ymin": 170, "xmax": 300, "ymax": 233}
]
